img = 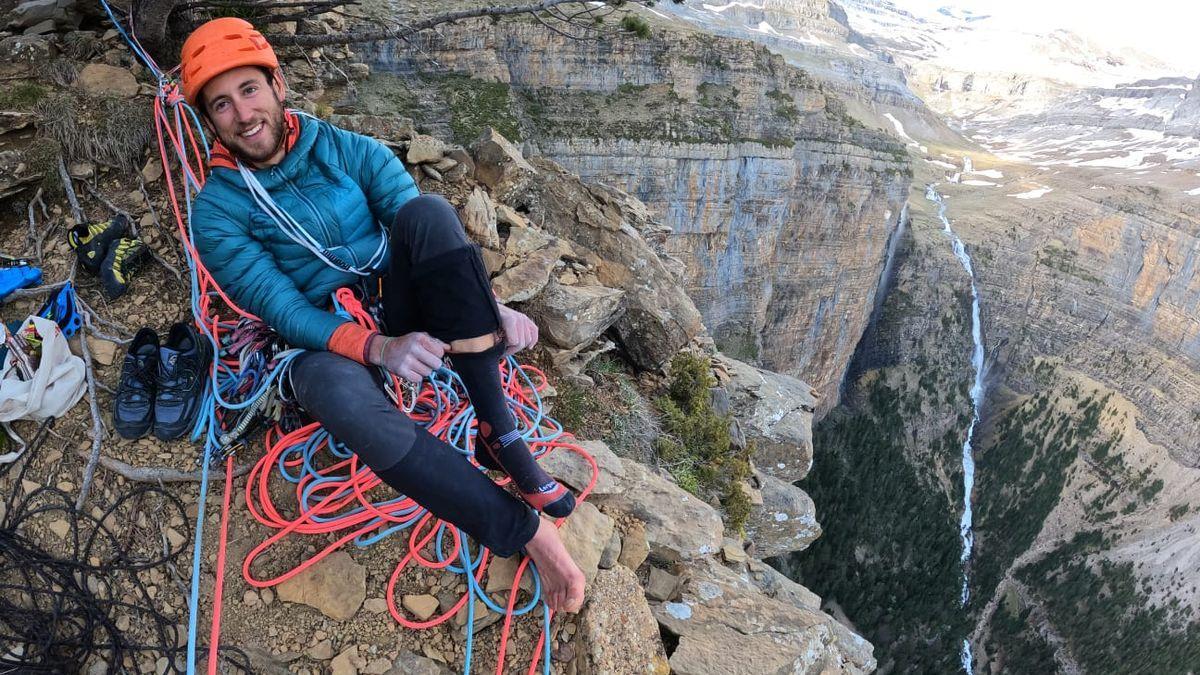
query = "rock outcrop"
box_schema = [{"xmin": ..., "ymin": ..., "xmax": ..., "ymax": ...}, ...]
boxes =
[
  {"xmin": 359, "ymin": 17, "xmax": 911, "ymax": 410},
  {"xmin": 652, "ymin": 557, "xmax": 875, "ymax": 674},
  {"xmin": 593, "ymin": 458, "xmax": 724, "ymax": 563}
]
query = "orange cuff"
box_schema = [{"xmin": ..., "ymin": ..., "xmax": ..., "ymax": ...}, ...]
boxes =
[{"xmin": 328, "ymin": 323, "xmax": 377, "ymax": 365}]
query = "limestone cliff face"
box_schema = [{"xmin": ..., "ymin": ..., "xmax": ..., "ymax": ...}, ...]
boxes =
[
  {"xmin": 940, "ymin": 179, "xmax": 1200, "ymax": 467},
  {"xmin": 359, "ymin": 19, "xmax": 911, "ymax": 412}
]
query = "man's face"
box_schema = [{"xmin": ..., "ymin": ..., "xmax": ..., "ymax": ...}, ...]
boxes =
[{"xmin": 202, "ymin": 66, "xmax": 288, "ymax": 168}]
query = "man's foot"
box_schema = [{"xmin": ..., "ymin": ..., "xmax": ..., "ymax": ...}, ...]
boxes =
[
  {"xmin": 523, "ymin": 516, "xmax": 585, "ymax": 613},
  {"xmin": 476, "ymin": 423, "xmax": 576, "ymax": 518}
]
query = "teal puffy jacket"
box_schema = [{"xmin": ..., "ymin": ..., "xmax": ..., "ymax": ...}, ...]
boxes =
[{"xmin": 192, "ymin": 115, "xmax": 418, "ymax": 350}]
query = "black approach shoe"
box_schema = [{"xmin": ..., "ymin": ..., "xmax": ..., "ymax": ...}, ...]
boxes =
[
  {"xmin": 153, "ymin": 322, "xmax": 212, "ymax": 441},
  {"xmin": 100, "ymin": 237, "xmax": 147, "ymax": 300},
  {"xmin": 113, "ymin": 327, "xmax": 159, "ymax": 440},
  {"xmin": 69, "ymin": 215, "xmax": 129, "ymax": 275}
]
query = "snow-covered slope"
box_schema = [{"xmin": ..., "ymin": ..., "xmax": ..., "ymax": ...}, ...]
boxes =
[
  {"xmin": 642, "ymin": 0, "xmax": 963, "ymax": 144},
  {"xmin": 835, "ymin": 1, "xmax": 1200, "ymax": 182}
]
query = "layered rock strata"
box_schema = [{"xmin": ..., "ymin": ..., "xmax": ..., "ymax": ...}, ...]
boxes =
[{"xmin": 358, "ymin": 18, "xmax": 911, "ymax": 412}]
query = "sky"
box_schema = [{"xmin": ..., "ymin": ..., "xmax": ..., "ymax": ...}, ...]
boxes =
[{"xmin": 898, "ymin": 0, "xmax": 1200, "ymax": 75}]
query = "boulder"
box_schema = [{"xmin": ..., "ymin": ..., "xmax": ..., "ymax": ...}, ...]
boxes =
[
  {"xmin": 75, "ymin": 64, "xmax": 139, "ymax": 98},
  {"xmin": 406, "ymin": 135, "xmax": 445, "ymax": 165},
  {"xmin": 616, "ymin": 519, "xmax": 649, "ymax": 570},
  {"xmin": 598, "ymin": 530, "xmax": 621, "ymax": 569},
  {"xmin": 490, "ymin": 244, "xmax": 565, "ymax": 303},
  {"xmin": 276, "ymin": 551, "xmax": 365, "ymax": 621},
  {"xmin": 24, "ymin": 19, "xmax": 55, "ymax": 35},
  {"xmin": 11, "ymin": 0, "xmax": 80, "ymax": 30},
  {"xmin": 470, "ymin": 128, "xmax": 537, "ymax": 201},
  {"xmin": 525, "ymin": 279, "xmax": 625, "ymax": 351},
  {"xmin": 745, "ymin": 559, "xmax": 821, "ymax": 612},
  {"xmin": 495, "ymin": 203, "xmax": 529, "ymax": 228},
  {"xmin": 743, "ymin": 470, "xmax": 821, "ymax": 559},
  {"xmin": 645, "ymin": 566, "xmax": 680, "ymax": 602},
  {"xmin": 0, "ymin": 35, "xmax": 50, "ymax": 69},
  {"xmin": 721, "ymin": 355, "xmax": 817, "ymax": 482},
  {"xmin": 573, "ymin": 565, "xmax": 670, "ymax": 675},
  {"xmin": 12, "ymin": 0, "xmax": 59, "ymax": 27},
  {"xmin": 420, "ymin": 165, "xmax": 443, "ymax": 182},
  {"xmin": 720, "ymin": 538, "xmax": 748, "ymax": 565},
  {"xmin": 443, "ymin": 147, "xmax": 474, "ymax": 182},
  {"xmin": 515, "ymin": 159, "xmax": 703, "ymax": 370},
  {"xmin": 652, "ymin": 557, "xmax": 876, "ymax": 675},
  {"xmin": 593, "ymin": 459, "xmax": 723, "ymax": 562},
  {"xmin": 538, "ymin": 440, "xmax": 625, "ymax": 497},
  {"xmin": 559, "ymin": 500, "xmax": 615, "ymax": 584},
  {"xmin": 503, "ymin": 225, "xmax": 553, "ymax": 260},
  {"xmin": 460, "ymin": 187, "xmax": 500, "ymax": 249}
]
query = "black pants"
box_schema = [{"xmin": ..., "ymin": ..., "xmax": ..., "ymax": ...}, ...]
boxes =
[{"xmin": 288, "ymin": 195, "xmax": 537, "ymax": 556}]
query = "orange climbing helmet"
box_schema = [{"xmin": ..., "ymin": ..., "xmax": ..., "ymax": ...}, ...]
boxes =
[{"xmin": 180, "ymin": 17, "xmax": 280, "ymax": 107}]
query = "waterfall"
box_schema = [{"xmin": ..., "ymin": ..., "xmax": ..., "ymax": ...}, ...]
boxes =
[
  {"xmin": 871, "ymin": 203, "xmax": 909, "ymax": 319},
  {"xmin": 925, "ymin": 185, "xmax": 986, "ymax": 674}
]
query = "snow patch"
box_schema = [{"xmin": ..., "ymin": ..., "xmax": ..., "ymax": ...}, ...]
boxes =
[
  {"xmin": 701, "ymin": 1, "xmax": 761, "ymax": 13},
  {"xmin": 1186, "ymin": 187, "xmax": 1200, "ymax": 196},
  {"xmin": 883, "ymin": 112, "xmax": 917, "ymax": 145},
  {"xmin": 1008, "ymin": 187, "xmax": 1053, "ymax": 199},
  {"xmin": 969, "ymin": 168, "xmax": 1004, "ymax": 178},
  {"xmin": 961, "ymin": 179, "xmax": 997, "ymax": 186}
]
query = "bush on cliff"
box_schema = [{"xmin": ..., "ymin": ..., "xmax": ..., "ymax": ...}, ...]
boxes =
[{"xmin": 653, "ymin": 352, "xmax": 751, "ymax": 532}]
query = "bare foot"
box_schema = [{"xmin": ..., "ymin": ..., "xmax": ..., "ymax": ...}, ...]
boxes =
[{"xmin": 524, "ymin": 516, "xmax": 586, "ymax": 613}]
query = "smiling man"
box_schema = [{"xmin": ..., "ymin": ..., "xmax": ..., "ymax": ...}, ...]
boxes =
[{"xmin": 178, "ymin": 17, "xmax": 585, "ymax": 613}]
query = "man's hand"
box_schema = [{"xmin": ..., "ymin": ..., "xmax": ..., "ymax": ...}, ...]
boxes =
[
  {"xmin": 371, "ymin": 332, "xmax": 448, "ymax": 382},
  {"xmin": 498, "ymin": 304, "xmax": 538, "ymax": 356}
]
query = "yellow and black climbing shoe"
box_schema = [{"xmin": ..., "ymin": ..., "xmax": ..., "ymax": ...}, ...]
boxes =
[
  {"xmin": 68, "ymin": 215, "xmax": 129, "ymax": 275},
  {"xmin": 100, "ymin": 237, "xmax": 146, "ymax": 300}
]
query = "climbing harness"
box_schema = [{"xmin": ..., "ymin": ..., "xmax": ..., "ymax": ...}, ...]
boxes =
[{"xmin": 97, "ymin": 3, "xmax": 598, "ymax": 673}]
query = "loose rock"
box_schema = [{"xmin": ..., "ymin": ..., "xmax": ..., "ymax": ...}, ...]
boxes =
[
  {"xmin": 574, "ymin": 566, "xmax": 670, "ymax": 675},
  {"xmin": 276, "ymin": 551, "xmax": 365, "ymax": 621},
  {"xmin": 401, "ymin": 594, "xmax": 439, "ymax": 621},
  {"xmin": 75, "ymin": 63, "xmax": 139, "ymax": 98},
  {"xmin": 559, "ymin": 501, "xmax": 615, "ymax": 584}
]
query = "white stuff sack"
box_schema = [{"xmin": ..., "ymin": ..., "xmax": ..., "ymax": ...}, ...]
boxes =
[{"xmin": 0, "ymin": 315, "xmax": 86, "ymax": 422}]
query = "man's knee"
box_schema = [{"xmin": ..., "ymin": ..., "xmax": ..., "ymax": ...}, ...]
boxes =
[
  {"xmin": 393, "ymin": 194, "xmax": 468, "ymax": 254},
  {"xmin": 290, "ymin": 351, "xmax": 376, "ymax": 408}
]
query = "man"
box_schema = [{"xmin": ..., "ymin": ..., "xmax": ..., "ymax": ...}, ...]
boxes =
[{"xmin": 180, "ymin": 17, "xmax": 585, "ymax": 613}]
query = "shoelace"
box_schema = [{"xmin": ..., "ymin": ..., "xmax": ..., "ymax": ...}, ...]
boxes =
[
  {"xmin": 158, "ymin": 366, "xmax": 198, "ymax": 401},
  {"xmin": 118, "ymin": 358, "xmax": 156, "ymax": 401}
]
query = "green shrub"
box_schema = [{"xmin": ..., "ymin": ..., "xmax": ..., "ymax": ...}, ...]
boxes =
[
  {"xmin": 621, "ymin": 14, "xmax": 651, "ymax": 38},
  {"xmin": 653, "ymin": 353, "xmax": 750, "ymax": 531}
]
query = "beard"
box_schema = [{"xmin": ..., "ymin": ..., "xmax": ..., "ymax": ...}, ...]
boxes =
[{"xmin": 216, "ymin": 103, "xmax": 287, "ymax": 166}]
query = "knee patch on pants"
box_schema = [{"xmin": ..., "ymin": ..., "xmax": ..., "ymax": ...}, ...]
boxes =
[{"xmin": 410, "ymin": 244, "xmax": 501, "ymax": 343}]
